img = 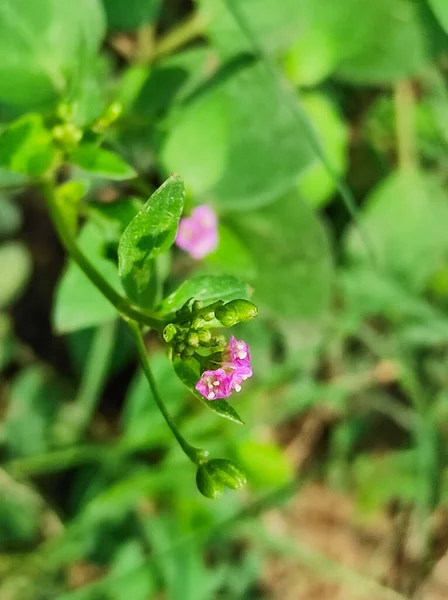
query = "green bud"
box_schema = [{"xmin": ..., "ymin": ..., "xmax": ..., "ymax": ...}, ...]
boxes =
[
  {"xmin": 176, "ymin": 342, "xmax": 186, "ymax": 353},
  {"xmin": 181, "ymin": 346, "xmax": 196, "ymax": 359},
  {"xmin": 203, "ymin": 311, "xmax": 215, "ymax": 322},
  {"xmin": 192, "ymin": 316, "xmax": 205, "ymax": 329},
  {"xmin": 207, "ymin": 459, "xmax": 247, "ymax": 490},
  {"xmin": 196, "ymin": 464, "xmax": 224, "ymax": 500},
  {"xmin": 163, "ymin": 323, "xmax": 178, "ymax": 343},
  {"xmin": 215, "ymin": 304, "xmax": 238, "ymax": 327},
  {"xmin": 187, "ymin": 332, "xmax": 199, "ymax": 348},
  {"xmin": 192, "ymin": 300, "xmax": 204, "ymax": 311},
  {"xmin": 196, "ymin": 459, "xmax": 247, "ymax": 500},
  {"xmin": 52, "ymin": 123, "xmax": 83, "ymax": 148},
  {"xmin": 198, "ymin": 329, "xmax": 212, "ymax": 343},
  {"xmin": 215, "ymin": 300, "xmax": 258, "ymax": 327},
  {"xmin": 57, "ymin": 101, "xmax": 77, "ymax": 122}
]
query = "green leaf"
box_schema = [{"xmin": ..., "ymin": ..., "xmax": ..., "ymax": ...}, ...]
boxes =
[
  {"xmin": 428, "ymin": 0, "xmax": 448, "ymax": 34},
  {"xmin": 156, "ymin": 274, "xmax": 248, "ymax": 318},
  {"xmin": 229, "ymin": 188, "xmax": 333, "ymax": 350},
  {"xmin": 204, "ymin": 224, "xmax": 257, "ymax": 280},
  {"xmin": 298, "ymin": 92, "xmax": 348, "ymax": 208},
  {"xmin": 234, "ymin": 438, "xmax": 294, "ymax": 488},
  {"xmin": 4, "ymin": 367, "xmax": 61, "ymax": 457},
  {"xmin": 0, "ymin": 114, "xmax": 56, "ymax": 176},
  {"xmin": 173, "ymin": 356, "xmax": 244, "ymax": 425},
  {"xmin": 87, "ymin": 197, "xmax": 144, "ymax": 243},
  {"xmin": 0, "ymin": 241, "xmax": 31, "ymax": 309},
  {"xmin": 53, "ymin": 223, "xmax": 122, "ymax": 333},
  {"xmin": 0, "ymin": 473, "xmax": 41, "ymax": 546},
  {"xmin": 70, "ymin": 144, "xmax": 136, "ymax": 180},
  {"xmin": 103, "ymin": 0, "xmax": 161, "ymax": 31},
  {"xmin": 0, "ymin": 0, "xmax": 105, "ymax": 108},
  {"xmin": 345, "ymin": 169, "xmax": 448, "ymax": 292},
  {"xmin": 0, "ymin": 196, "xmax": 22, "ymax": 236},
  {"xmin": 162, "ymin": 62, "xmax": 314, "ymax": 209},
  {"xmin": 118, "ymin": 175, "xmax": 185, "ymax": 307}
]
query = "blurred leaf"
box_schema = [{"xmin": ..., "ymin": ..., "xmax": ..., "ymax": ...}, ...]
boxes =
[
  {"xmin": 345, "ymin": 169, "xmax": 448, "ymax": 291},
  {"xmin": 4, "ymin": 366, "xmax": 62, "ymax": 457},
  {"xmin": 0, "ymin": 472, "xmax": 41, "ymax": 547},
  {"xmin": 0, "ymin": 241, "xmax": 31, "ymax": 309},
  {"xmin": 427, "ymin": 0, "xmax": 448, "ymax": 34},
  {"xmin": 118, "ymin": 175, "xmax": 185, "ymax": 307},
  {"xmin": 0, "ymin": 0, "xmax": 105, "ymax": 108},
  {"xmin": 162, "ymin": 62, "xmax": 314, "ymax": 209},
  {"xmin": 173, "ymin": 356, "xmax": 244, "ymax": 425},
  {"xmin": 144, "ymin": 516, "xmax": 227, "ymax": 600},
  {"xmin": 0, "ymin": 313, "xmax": 14, "ymax": 370},
  {"xmin": 204, "ymin": 223, "xmax": 257, "ymax": 279},
  {"xmin": 70, "ymin": 145, "xmax": 136, "ymax": 181},
  {"xmin": 157, "ymin": 274, "xmax": 248, "ymax": 318},
  {"xmin": 353, "ymin": 450, "xmax": 421, "ymax": 512},
  {"xmin": 230, "ymin": 188, "xmax": 333, "ymax": 350},
  {"xmin": 234, "ymin": 438, "xmax": 294, "ymax": 488},
  {"xmin": 336, "ymin": 0, "xmax": 427, "ymax": 84},
  {"xmin": 88, "ymin": 197, "xmax": 143, "ymax": 243},
  {"xmin": 103, "ymin": 0, "xmax": 161, "ymax": 31},
  {"xmin": 0, "ymin": 196, "xmax": 22, "ymax": 236},
  {"xmin": 54, "ymin": 181, "xmax": 86, "ymax": 236},
  {"xmin": 54, "ymin": 222, "xmax": 122, "ymax": 333},
  {"xmin": 122, "ymin": 352, "xmax": 185, "ymax": 446},
  {"xmin": 107, "ymin": 541, "xmax": 156, "ymax": 600},
  {"xmin": 0, "ymin": 114, "xmax": 56, "ymax": 176},
  {"xmin": 298, "ymin": 92, "xmax": 348, "ymax": 208}
]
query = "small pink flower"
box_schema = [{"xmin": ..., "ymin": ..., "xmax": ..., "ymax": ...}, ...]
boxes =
[
  {"xmin": 175, "ymin": 205, "xmax": 218, "ymax": 259},
  {"xmin": 196, "ymin": 337, "xmax": 253, "ymax": 400},
  {"xmin": 195, "ymin": 368, "xmax": 233, "ymax": 400}
]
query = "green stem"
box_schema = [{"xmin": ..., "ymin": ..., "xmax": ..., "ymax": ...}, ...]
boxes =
[
  {"xmin": 150, "ymin": 11, "xmax": 206, "ymax": 63},
  {"xmin": 42, "ymin": 180, "xmax": 163, "ymax": 330},
  {"xmin": 394, "ymin": 80, "xmax": 417, "ymax": 170},
  {"xmin": 127, "ymin": 319, "xmax": 207, "ymax": 464}
]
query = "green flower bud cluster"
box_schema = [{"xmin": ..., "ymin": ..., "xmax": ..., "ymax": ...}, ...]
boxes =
[
  {"xmin": 91, "ymin": 102, "xmax": 123, "ymax": 134},
  {"xmin": 53, "ymin": 101, "xmax": 83, "ymax": 150},
  {"xmin": 196, "ymin": 459, "xmax": 247, "ymax": 500}
]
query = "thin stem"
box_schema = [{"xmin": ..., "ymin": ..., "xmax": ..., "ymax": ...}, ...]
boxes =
[
  {"xmin": 127, "ymin": 320, "xmax": 207, "ymax": 464},
  {"xmin": 42, "ymin": 180, "xmax": 163, "ymax": 330},
  {"xmin": 394, "ymin": 80, "xmax": 417, "ymax": 170},
  {"xmin": 150, "ymin": 11, "xmax": 206, "ymax": 62}
]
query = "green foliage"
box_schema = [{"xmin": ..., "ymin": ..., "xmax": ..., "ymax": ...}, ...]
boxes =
[
  {"xmin": 54, "ymin": 223, "xmax": 121, "ymax": 332},
  {"xmin": 0, "ymin": 0, "xmax": 105, "ymax": 108},
  {"xmin": 70, "ymin": 145, "xmax": 136, "ymax": 180},
  {"xmin": 103, "ymin": 0, "xmax": 162, "ymax": 31},
  {"xmin": 0, "ymin": 114, "xmax": 56, "ymax": 176},
  {"xmin": 162, "ymin": 63, "xmax": 314, "ymax": 209},
  {"xmin": 428, "ymin": 0, "xmax": 448, "ymax": 34},
  {"xmin": 0, "ymin": 241, "xmax": 31, "ymax": 308},
  {"xmin": 118, "ymin": 175, "xmax": 185, "ymax": 307}
]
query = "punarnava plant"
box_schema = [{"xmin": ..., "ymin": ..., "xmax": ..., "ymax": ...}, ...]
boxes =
[{"xmin": 0, "ymin": 101, "xmax": 258, "ymax": 499}]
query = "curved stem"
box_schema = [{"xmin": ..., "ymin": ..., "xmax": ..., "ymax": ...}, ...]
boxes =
[
  {"xmin": 42, "ymin": 180, "xmax": 163, "ymax": 330},
  {"xmin": 127, "ymin": 320, "xmax": 207, "ymax": 465}
]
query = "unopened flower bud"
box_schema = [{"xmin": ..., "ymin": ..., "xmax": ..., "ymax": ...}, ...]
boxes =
[
  {"xmin": 207, "ymin": 459, "xmax": 247, "ymax": 490},
  {"xmin": 196, "ymin": 459, "xmax": 247, "ymax": 500},
  {"xmin": 163, "ymin": 323, "xmax": 178, "ymax": 343},
  {"xmin": 196, "ymin": 463, "xmax": 224, "ymax": 500},
  {"xmin": 192, "ymin": 316, "xmax": 205, "ymax": 329},
  {"xmin": 192, "ymin": 300, "xmax": 204, "ymax": 311},
  {"xmin": 203, "ymin": 311, "xmax": 215, "ymax": 322},
  {"xmin": 187, "ymin": 332, "xmax": 199, "ymax": 348},
  {"xmin": 52, "ymin": 123, "xmax": 83, "ymax": 148},
  {"xmin": 91, "ymin": 101, "xmax": 123, "ymax": 133},
  {"xmin": 198, "ymin": 329, "xmax": 212, "ymax": 344},
  {"xmin": 181, "ymin": 346, "xmax": 196, "ymax": 359},
  {"xmin": 216, "ymin": 300, "xmax": 258, "ymax": 327},
  {"xmin": 176, "ymin": 342, "xmax": 186, "ymax": 353}
]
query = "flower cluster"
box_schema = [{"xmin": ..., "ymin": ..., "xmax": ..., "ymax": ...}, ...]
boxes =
[
  {"xmin": 175, "ymin": 205, "xmax": 218, "ymax": 259},
  {"xmin": 195, "ymin": 336, "xmax": 252, "ymax": 401}
]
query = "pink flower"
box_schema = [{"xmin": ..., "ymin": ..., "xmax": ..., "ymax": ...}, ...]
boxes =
[
  {"xmin": 196, "ymin": 337, "xmax": 253, "ymax": 400},
  {"xmin": 175, "ymin": 205, "xmax": 218, "ymax": 259},
  {"xmin": 195, "ymin": 368, "xmax": 233, "ymax": 400}
]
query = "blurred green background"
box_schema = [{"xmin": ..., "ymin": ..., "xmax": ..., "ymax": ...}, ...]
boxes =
[{"xmin": 2, "ymin": 0, "xmax": 448, "ymax": 598}]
